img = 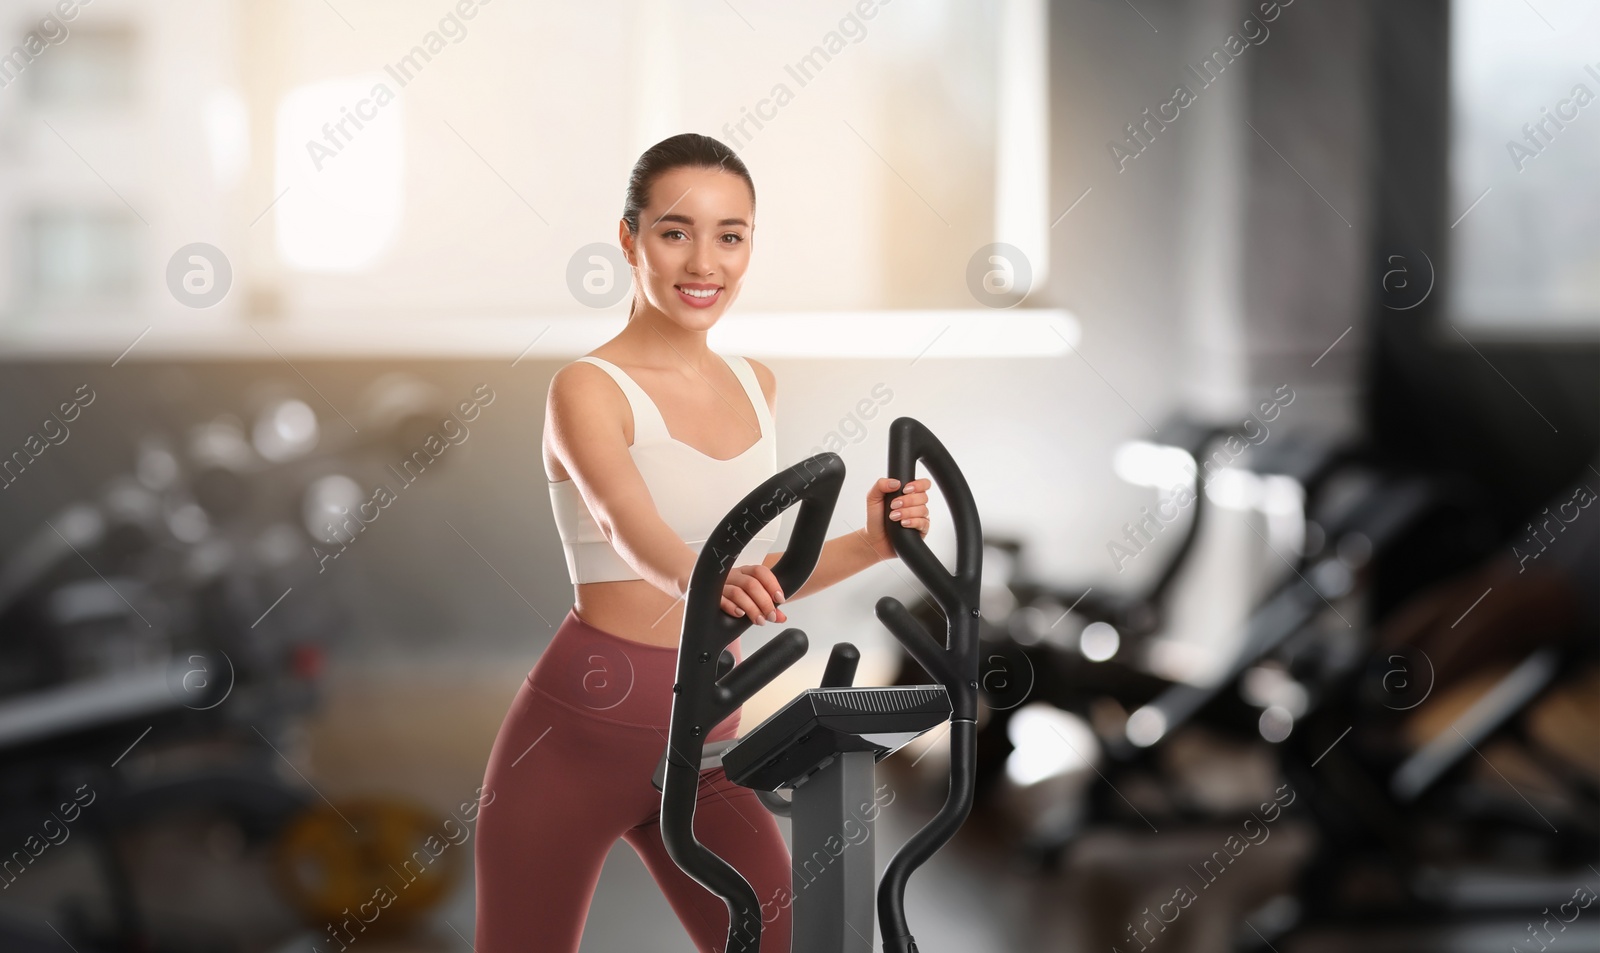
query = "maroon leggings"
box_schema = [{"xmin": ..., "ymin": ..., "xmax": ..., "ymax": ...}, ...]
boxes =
[{"xmin": 474, "ymin": 608, "xmax": 793, "ymax": 952}]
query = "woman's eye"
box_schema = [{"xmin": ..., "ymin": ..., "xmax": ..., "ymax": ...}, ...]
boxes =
[
  {"xmin": 721, "ymin": 233, "xmax": 744, "ymax": 244},
  {"xmin": 663, "ymin": 228, "xmax": 686, "ymax": 240}
]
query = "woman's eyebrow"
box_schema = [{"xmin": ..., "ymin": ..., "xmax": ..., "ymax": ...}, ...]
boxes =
[{"xmin": 654, "ymin": 213, "xmax": 749, "ymax": 227}]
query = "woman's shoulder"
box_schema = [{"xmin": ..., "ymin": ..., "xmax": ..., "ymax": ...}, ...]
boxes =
[
  {"xmin": 548, "ymin": 356, "xmax": 629, "ymax": 422},
  {"xmin": 742, "ymin": 356, "xmax": 776, "ymax": 414},
  {"xmin": 554, "ymin": 350, "xmax": 623, "ymax": 383},
  {"xmin": 544, "ymin": 357, "xmax": 634, "ymax": 479}
]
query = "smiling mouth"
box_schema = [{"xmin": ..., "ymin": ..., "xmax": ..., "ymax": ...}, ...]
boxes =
[{"xmin": 675, "ymin": 285, "xmax": 723, "ymax": 307}]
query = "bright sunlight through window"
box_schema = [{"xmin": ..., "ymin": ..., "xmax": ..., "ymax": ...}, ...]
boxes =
[{"xmin": 274, "ymin": 75, "xmax": 404, "ymax": 273}]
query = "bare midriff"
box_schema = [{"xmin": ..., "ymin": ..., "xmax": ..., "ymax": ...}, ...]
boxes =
[{"xmin": 572, "ymin": 580, "xmax": 691, "ymax": 648}]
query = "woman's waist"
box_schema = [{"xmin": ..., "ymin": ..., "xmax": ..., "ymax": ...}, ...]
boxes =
[
  {"xmin": 571, "ymin": 584, "xmax": 698, "ymax": 646},
  {"xmin": 529, "ymin": 606, "xmax": 741, "ymax": 732}
]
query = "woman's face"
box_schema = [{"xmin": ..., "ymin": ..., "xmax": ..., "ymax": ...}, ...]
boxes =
[{"xmin": 620, "ymin": 165, "xmax": 753, "ymax": 330}]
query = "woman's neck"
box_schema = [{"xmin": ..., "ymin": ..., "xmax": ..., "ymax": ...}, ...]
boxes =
[{"xmin": 618, "ymin": 311, "xmax": 715, "ymax": 371}]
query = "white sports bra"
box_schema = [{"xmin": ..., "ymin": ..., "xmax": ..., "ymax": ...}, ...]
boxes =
[{"xmin": 547, "ymin": 353, "xmax": 779, "ymax": 584}]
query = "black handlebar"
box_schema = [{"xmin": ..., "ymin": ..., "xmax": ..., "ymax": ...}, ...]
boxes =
[
  {"xmin": 876, "ymin": 417, "xmax": 983, "ymax": 953},
  {"xmin": 658, "ymin": 419, "xmax": 983, "ymax": 953},
  {"xmin": 879, "ymin": 419, "xmax": 983, "ymax": 719},
  {"xmin": 659, "ymin": 452, "xmax": 846, "ymax": 953}
]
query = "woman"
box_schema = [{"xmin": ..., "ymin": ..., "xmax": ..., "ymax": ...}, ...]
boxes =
[{"xmin": 473, "ymin": 133, "xmax": 933, "ymax": 953}]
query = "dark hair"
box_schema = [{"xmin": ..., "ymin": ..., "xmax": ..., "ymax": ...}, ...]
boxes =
[{"xmin": 620, "ymin": 133, "xmax": 755, "ymax": 320}]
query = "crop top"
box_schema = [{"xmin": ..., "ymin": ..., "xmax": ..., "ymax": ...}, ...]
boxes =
[{"xmin": 547, "ymin": 353, "xmax": 780, "ymax": 584}]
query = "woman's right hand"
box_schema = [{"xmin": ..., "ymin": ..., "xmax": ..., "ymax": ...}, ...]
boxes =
[{"xmin": 721, "ymin": 563, "xmax": 787, "ymax": 625}]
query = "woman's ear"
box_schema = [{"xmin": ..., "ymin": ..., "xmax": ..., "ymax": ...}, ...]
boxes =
[{"xmin": 617, "ymin": 218, "xmax": 635, "ymax": 265}]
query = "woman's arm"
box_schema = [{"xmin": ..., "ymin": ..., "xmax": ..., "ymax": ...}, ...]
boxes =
[
  {"xmin": 713, "ymin": 360, "xmax": 932, "ymax": 614},
  {"xmin": 548, "ymin": 363, "xmax": 704, "ymax": 600},
  {"xmin": 758, "ymin": 528, "xmax": 885, "ymax": 601},
  {"xmin": 757, "ymin": 476, "xmax": 932, "ymax": 602}
]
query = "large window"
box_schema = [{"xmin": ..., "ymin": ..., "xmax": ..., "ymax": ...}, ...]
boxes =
[
  {"xmin": 22, "ymin": 26, "xmax": 136, "ymax": 106},
  {"xmin": 1447, "ymin": 0, "xmax": 1599, "ymax": 338},
  {"xmin": 0, "ymin": 0, "xmax": 1057, "ymax": 351},
  {"xmin": 19, "ymin": 209, "xmax": 141, "ymax": 310}
]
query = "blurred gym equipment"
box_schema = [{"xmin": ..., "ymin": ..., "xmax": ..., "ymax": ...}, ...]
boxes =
[
  {"xmin": 885, "ymin": 413, "xmax": 1598, "ymax": 946},
  {"xmin": 0, "ymin": 373, "xmax": 465, "ymax": 953}
]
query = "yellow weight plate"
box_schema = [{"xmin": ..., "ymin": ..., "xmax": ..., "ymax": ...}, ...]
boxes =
[{"xmin": 271, "ymin": 797, "xmax": 466, "ymax": 931}]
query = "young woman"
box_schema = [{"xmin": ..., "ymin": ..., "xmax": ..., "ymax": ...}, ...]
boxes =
[{"xmin": 472, "ymin": 133, "xmax": 933, "ymax": 953}]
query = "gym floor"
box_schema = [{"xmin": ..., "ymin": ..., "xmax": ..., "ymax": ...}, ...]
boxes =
[
  {"xmin": 253, "ymin": 657, "xmax": 1146, "ymax": 952},
  {"xmin": 1, "ymin": 638, "xmax": 1592, "ymax": 951},
  {"xmin": 249, "ymin": 659, "xmax": 1597, "ymax": 953},
  {"xmin": 270, "ymin": 658, "xmax": 1031, "ymax": 952},
  {"xmin": 250, "ymin": 657, "xmax": 1295, "ymax": 953}
]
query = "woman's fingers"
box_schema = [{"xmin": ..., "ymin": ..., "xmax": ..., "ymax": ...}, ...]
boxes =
[
  {"xmin": 890, "ymin": 479, "xmax": 927, "ymax": 503},
  {"xmin": 885, "ymin": 478, "xmax": 931, "ymax": 537},
  {"xmin": 720, "ymin": 566, "xmax": 787, "ymax": 624},
  {"xmin": 748, "ymin": 563, "xmax": 786, "ymax": 605},
  {"xmin": 887, "ymin": 480, "xmax": 928, "ymax": 517},
  {"xmin": 744, "ymin": 564, "xmax": 787, "ymax": 622},
  {"xmin": 723, "ymin": 585, "xmax": 761, "ymax": 621},
  {"xmin": 877, "ymin": 477, "xmax": 921, "ymax": 498},
  {"xmin": 738, "ymin": 574, "xmax": 781, "ymax": 623}
]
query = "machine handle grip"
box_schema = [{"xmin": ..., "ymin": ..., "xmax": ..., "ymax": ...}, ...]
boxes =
[
  {"xmin": 875, "ymin": 596, "xmax": 956, "ymax": 695},
  {"xmin": 690, "ymin": 452, "xmax": 845, "ymax": 631},
  {"xmin": 819, "ymin": 642, "xmax": 861, "ymax": 688},
  {"xmin": 661, "ymin": 452, "xmax": 847, "ymax": 953},
  {"xmin": 705, "ymin": 629, "xmax": 808, "ymax": 736},
  {"xmin": 877, "ymin": 419, "xmax": 983, "ymax": 953},
  {"xmin": 668, "ymin": 453, "xmax": 845, "ymax": 758},
  {"xmin": 669, "ymin": 452, "xmax": 844, "ymax": 743},
  {"xmin": 884, "ymin": 417, "xmax": 983, "ymax": 609},
  {"xmin": 881, "ymin": 418, "xmax": 981, "ymax": 721}
]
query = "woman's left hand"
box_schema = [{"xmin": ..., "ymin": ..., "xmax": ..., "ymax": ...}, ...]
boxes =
[{"xmin": 864, "ymin": 477, "xmax": 931, "ymax": 561}]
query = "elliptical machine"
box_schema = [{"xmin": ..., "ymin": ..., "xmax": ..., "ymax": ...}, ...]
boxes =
[{"xmin": 654, "ymin": 417, "xmax": 981, "ymax": 953}]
